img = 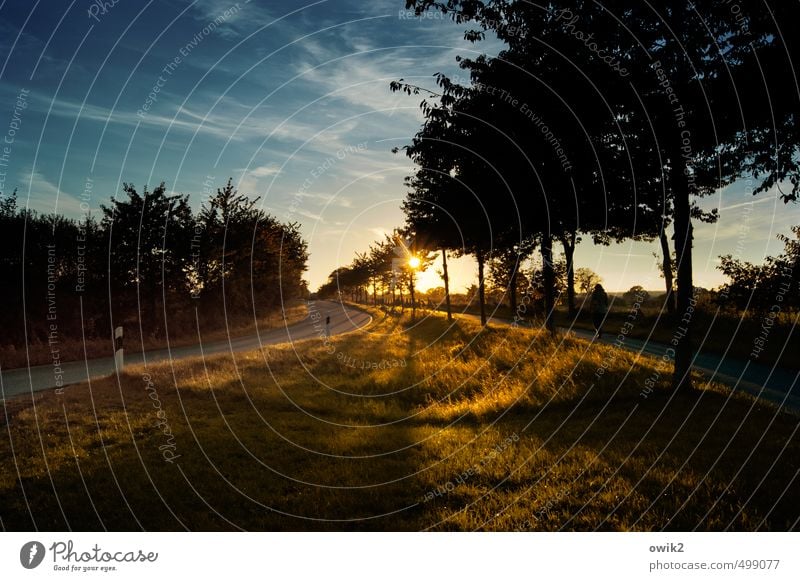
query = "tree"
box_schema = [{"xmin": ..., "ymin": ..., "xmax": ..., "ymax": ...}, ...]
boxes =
[
  {"xmin": 394, "ymin": 80, "xmax": 523, "ymax": 327},
  {"xmin": 195, "ymin": 178, "xmax": 307, "ymax": 321},
  {"xmin": 0, "ymin": 179, "xmax": 309, "ymax": 366},
  {"xmin": 403, "ymin": 0, "xmax": 800, "ymax": 391},
  {"xmin": 575, "ymin": 268, "xmax": 602, "ymax": 294},
  {"xmin": 394, "ymin": 19, "xmax": 658, "ymax": 334},
  {"xmin": 102, "ymin": 182, "xmax": 195, "ymax": 337},
  {"xmin": 317, "ymin": 230, "xmax": 434, "ymax": 318},
  {"xmin": 718, "ymin": 226, "xmax": 800, "ymax": 315},
  {"xmin": 488, "ymin": 238, "xmax": 536, "ymax": 315},
  {"xmin": 624, "ymin": 285, "xmax": 650, "ymax": 305}
]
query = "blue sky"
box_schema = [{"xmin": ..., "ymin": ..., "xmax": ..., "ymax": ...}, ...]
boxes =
[{"xmin": 0, "ymin": 0, "xmax": 795, "ymax": 292}]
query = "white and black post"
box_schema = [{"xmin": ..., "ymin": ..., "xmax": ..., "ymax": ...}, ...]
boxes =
[{"xmin": 114, "ymin": 326, "xmax": 124, "ymax": 371}]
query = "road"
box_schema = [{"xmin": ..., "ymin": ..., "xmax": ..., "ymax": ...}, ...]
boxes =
[
  {"xmin": 458, "ymin": 312, "xmax": 800, "ymax": 412},
  {"xmin": 0, "ymin": 300, "xmax": 371, "ymax": 400}
]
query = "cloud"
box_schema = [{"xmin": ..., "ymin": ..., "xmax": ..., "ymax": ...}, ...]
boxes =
[
  {"xmin": 279, "ymin": 206, "xmax": 324, "ymax": 223},
  {"xmin": 369, "ymin": 226, "xmax": 389, "ymax": 239},
  {"xmin": 296, "ymin": 191, "xmax": 353, "ymax": 208},
  {"xmin": 31, "ymin": 89, "xmax": 365, "ymax": 153},
  {"xmin": 35, "ymin": 91, "xmax": 257, "ymax": 141},
  {"xmin": 296, "ymin": 51, "xmax": 426, "ymax": 123},
  {"xmin": 247, "ymin": 164, "xmax": 282, "ymax": 177},
  {"xmin": 236, "ymin": 163, "xmax": 283, "ymax": 194},
  {"xmin": 19, "ymin": 169, "xmax": 85, "ymax": 216},
  {"xmin": 717, "ymin": 195, "xmax": 775, "ymax": 213},
  {"xmin": 188, "ymin": 0, "xmax": 276, "ymax": 37}
]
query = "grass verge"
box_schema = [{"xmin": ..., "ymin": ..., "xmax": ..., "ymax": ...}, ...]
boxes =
[
  {"xmin": 0, "ymin": 301, "xmax": 308, "ymax": 370},
  {"xmin": 1, "ymin": 306, "xmax": 797, "ymax": 531},
  {"xmin": 428, "ymin": 302, "xmax": 799, "ymax": 370}
]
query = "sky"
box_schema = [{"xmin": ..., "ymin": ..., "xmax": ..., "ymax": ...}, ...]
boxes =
[{"xmin": 0, "ymin": 0, "xmax": 796, "ymax": 293}]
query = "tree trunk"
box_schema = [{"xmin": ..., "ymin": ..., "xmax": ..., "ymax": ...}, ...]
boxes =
[
  {"xmin": 409, "ymin": 274, "xmax": 416, "ymax": 321},
  {"xmin": 659, "ymin": 226, "xmax": 675, "ymax": 314},
  {"xmin": 562, "ymin": 232, "xmax": 576, "ymax": 317},
  {"xmin": 149, "ymin": 284, "xmax": 158, "ymax": 337},
  {"xmin": 373, "ymin": 279, "xmax": 377, "ymax": 305},
  {"xmin": 509, "ymin": 260, "xmax": 518, "ymax": 317},
  {"xmin": 672, "ymin": 156, "xmax": 693, "ymax": 390},
  {"xmin": 542, "ymin": 234, "xmax": 556, "ymax": 335},
  {"xmin": 441, "ymin": 247, "xmax": 453, "ymax": 321},
  {"xmin": 477, "ymin": 250, "xmax": 487, "ymax": 326}
]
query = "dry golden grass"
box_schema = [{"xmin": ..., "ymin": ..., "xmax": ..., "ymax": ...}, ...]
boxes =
[{"xmin": 1, "ymin": 306, "xmax": 797, "ymax": 531}]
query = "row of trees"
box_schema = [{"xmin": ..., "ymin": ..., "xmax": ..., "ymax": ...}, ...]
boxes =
[
  {"xmin": 318, "ymin": 224, "xmax": 610, "ymax": 320},
  {"xmin": 389, "ymin": 0, "xmax": 799, "ymax": 390},
  {"xmin": 0, "ymin": 180, "xmax": 308, "ymax": 355},
  {"xmin": 317, "ymin": 231, "xmax": 435, "ymax": 319}
]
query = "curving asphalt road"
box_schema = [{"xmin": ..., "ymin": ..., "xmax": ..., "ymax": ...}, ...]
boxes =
[{"xmin": 0, "ymin": 300, "xmax": 371, "ymax": 400}]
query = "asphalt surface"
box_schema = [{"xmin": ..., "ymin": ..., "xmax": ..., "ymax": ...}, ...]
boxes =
[
  {"xmin": 0, "ymin": 300, "xmax": 371, "ymax": 400},
  {"xmin": 458, "ymin": 312, "xmax": 800, "ymax": 412}
]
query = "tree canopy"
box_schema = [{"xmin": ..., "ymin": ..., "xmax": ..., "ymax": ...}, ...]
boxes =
[{"xmin": 398, "ymin": 0, "xmax": 800, "ymax": 388}]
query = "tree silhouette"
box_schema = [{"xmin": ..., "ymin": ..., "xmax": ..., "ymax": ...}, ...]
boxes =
[
  {"xmin": 403, "ymin": 0, "xmax": 800, "ymax": 390},
  {"xmin": 575, "ymin": 267, "xmax": 602, "ymax": 295},
  {"xmin": 102, "ymin": 182, "xmax": 195, "ymax": 338},
  {"xmin": 1, "ymin": 178, "xmax": 308, "ymax": 366},
  {"xmin": 394, "ymin": 78, "xmax": 523, "ymax": 327}
]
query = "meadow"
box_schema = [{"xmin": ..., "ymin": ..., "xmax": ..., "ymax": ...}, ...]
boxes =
[{"xmin": 1, "ymin": 306, "xmax": 797, "ymax": 531}]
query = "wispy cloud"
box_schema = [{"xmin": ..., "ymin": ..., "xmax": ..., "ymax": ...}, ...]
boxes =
[
  {"xmin": 296, "ymin": 191, "xmax": 353, "ymax": 208},
  {"xmin": 188, "ymin": 0, "xmax": 276, "ymax": 37},
  {"xmin": 236, "ymin": 163, "xmax": 283, "ymax": 193},
  {"xmin": 20, "ymin": 169, "xmax": 84, "ymax": 216},
  {"xmin": 30, "ymin": 89, "xmax": 367, "ymax": 152},
  {"xmin": 246, "ymin": 164, "xmax": 282, "ymax": 177}
]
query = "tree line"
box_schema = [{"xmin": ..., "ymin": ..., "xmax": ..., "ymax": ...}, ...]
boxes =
[
  {"xmin": 318, "ymin": 228, "xmax": 597, "ymax": 319},
  {"xmin": 0, "ymin": 179, "xmax": 308, "ymax": 363},
  {"xmin": 317, "ymin": 231, "xmax": 435, "ymax": 319},
  {"xmin": 378, "ymin": 1, "xmax": 798, "ymax": 391}
]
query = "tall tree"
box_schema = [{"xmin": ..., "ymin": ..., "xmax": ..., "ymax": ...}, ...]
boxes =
[
  {"xmin": 403, "ymin": 0, "xmax": 800, "ymax": 390},
  {"xmin": 197, "ymin": 178, "xmax": 308, "ymax": 319},
  {"xmin": 394, "ymin": 79, "xmax": 523, "ymax": 327},
  {"xmin": 102, "ymin": 182, "xmax": 195, "ymax": 337}
]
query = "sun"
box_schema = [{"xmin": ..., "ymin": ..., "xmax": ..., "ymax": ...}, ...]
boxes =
[{"xmin": 408, "ymin": 256, "xmax": 421, "ymax": 269}]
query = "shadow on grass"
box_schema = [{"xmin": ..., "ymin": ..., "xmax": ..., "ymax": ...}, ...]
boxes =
[{"xmin": 1, "ymin": 311, "xmax": 798, "ymax": 531}]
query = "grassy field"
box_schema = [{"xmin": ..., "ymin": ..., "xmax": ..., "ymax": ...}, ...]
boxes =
[{"xmin": 1, "ymin": 305, "xmax": 798, "ymax": 531}]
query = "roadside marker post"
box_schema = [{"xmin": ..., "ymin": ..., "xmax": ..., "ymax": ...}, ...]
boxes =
[{"xmin": 114, "ymin": 326, "xmax": 124, "ymax": 371}]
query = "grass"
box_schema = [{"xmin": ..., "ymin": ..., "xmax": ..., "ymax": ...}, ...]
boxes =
[
  {"xmin": 557, "ymin": 308, "xmax": 800, "ymax": 371},
  {"xmin": 429, "ymin": 300, "xmax": 800, "ymax": 370},
  {"xmin": 1, "ymin": 305, "xmax": 798, "ymax": 531}
]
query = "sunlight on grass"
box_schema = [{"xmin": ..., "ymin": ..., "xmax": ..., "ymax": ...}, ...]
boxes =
[{"xmin": 1, "ymin": 305, "xmax": 797, "ymax": 531}]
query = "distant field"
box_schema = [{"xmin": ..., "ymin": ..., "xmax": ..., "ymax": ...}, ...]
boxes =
[{"xmin": 1, "ymin": 306, "xmax": 797, "ymax": 531}]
